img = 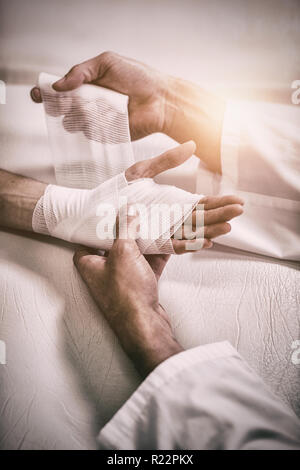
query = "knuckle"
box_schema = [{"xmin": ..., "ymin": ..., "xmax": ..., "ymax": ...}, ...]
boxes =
[
  {"xmin": 125, "ymin": 162, "xmax": 145, "ymax": 181},
  {"xmin": 99, "ymin": 50, "xmax": 116, "ymax": 65},
  {"xmin": 69, "ymin": 64, "xmax": 82, "ymax": 74},
  {"xmin": 114, "ymin": 239, "xmax": 134, "ymax": 256}
]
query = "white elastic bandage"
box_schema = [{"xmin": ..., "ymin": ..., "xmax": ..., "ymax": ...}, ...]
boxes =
[
  {"xmin": 32, "ymin": 172, "xmax": 201, "ymax": 253},
  {"xmin": 33, "ymin": 73, "xmax": 203, "ymax": 254},
  {"xmin": 38, "ymin": 73, "xmax": 134, "ymax": 189}
]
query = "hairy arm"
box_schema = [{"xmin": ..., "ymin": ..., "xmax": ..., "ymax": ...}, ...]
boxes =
[{"xmin": 0, "ymin": 169, "xmax": 46, "ymax": 231}]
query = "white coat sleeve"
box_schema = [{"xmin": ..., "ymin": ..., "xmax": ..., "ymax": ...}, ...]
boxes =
[
  {"xmin": 98, "ymin": 341, "xmax": 300, "ymax": 450},
  {"xmin": 196, "ymin": 101, "xmax": 300, "ymax": 260}
]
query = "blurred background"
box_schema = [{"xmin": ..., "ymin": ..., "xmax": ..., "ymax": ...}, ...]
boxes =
[{"xmin": 0, "ymin": 0, "xmax": 299, "ymax": 101}]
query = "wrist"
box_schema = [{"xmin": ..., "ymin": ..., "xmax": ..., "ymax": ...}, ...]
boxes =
[
  {"xmin": 162, "ymin": 76, "xmax": 226, "ymax": 173},
  {"xmin": 127, "ymin": 328, "xmax": 183, "ymax": 379},
  {"xmin": 0, "ymin": 170, "xmax": 46, "ymax": 232},
  {"xmin": 160, "ymin": 76, "xmax": 180, "ymax": 137},
  {"xmin": 113, "ymin": 305, "xmax": 184, "ymax": 378}
]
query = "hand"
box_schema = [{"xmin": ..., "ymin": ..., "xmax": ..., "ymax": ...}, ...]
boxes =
[
  {"xmin": 31, "ymin": 51, "xmax": 171, "ymax": 140},
  {"xmin": 73, "ymin": 215, "xmax": 183, "ymax": 378},
  {"xmin": 31, "ymin": 51, "xmax": 225, "ymax": 172},
  {"xmin": 124, "ymin": 141, "xmax": 244, "ymax": 254}
]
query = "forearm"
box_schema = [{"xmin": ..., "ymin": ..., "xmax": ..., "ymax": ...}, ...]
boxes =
[
  {"xmin": 112, "ymin": 306, "xmax": 184, "ymax": 379},
  {"xmin": 0, "ymin": 169, "xmax": 46, "ymax": 231},
  {"xmin": 164, "ymin": 77, "xmax": 226, "ymax": 174},
  {"xmin": 124, "ymin": 329, "xmax": 183, "ymax": 379}
]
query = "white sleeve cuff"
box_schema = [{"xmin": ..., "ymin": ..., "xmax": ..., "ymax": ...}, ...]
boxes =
[{"xmin": 98, "ymin": 341, "xmax": 237, "ymax": 449}]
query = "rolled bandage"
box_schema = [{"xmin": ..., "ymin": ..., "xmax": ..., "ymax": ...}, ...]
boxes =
[
  {"xmin": 39, "ymin": 73, "xmax": 134, "ymax": 189},
  {"xmin": 35, "ymin": 73, "xmax": 204, "ymax": 254}
]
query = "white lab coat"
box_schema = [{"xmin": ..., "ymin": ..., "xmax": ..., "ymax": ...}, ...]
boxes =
[{"xmin": 197, "ymin": 100, "xmax": 300, "ymax": 260}]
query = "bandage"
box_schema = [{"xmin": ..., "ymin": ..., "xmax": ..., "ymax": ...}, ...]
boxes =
[
  {"xmin": 32, "ymin": 172, "xmax": 201, "ymax": 253},
  {"xmin": 38, "ymin": 72, "xmax": 134, "ymax": 189},
  {"xmin": 33, "ymin": 73, "xmax": 203, "ymax": 254}
]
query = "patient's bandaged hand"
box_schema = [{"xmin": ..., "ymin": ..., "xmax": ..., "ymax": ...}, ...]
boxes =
[
  {"xmin": 35, "ymin": 73, "xmax": 203, "ymax": 253},
  {"xmin": 32, "ymin": 172, "xmax": 201, "ymax": 254}
]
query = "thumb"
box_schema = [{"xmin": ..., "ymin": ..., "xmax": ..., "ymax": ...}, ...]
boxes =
[
  {"xmin": 53, "ymin": 57, "xmax": 99, "ymax": 92},
  {"xmin": 125, "ymin": 141, "xmax": 196, "ymax": 181},
  {"xmin": 111, "ymin": 210, "xmax": 141, "ymax": 256},
  {"xmin": 53, "ymin": 65, "xmax": 87, "ymax": 92},
  {"xmin": 52, "ymin": 53, "xmax": 114, "ymax": 92},
  {"xmin": 114, "ymin": 208, "xmax": 140, "ymax": 241},
  {"xmin": 73, "ymin": 246, "xmax": 106, "ymax": 277}
]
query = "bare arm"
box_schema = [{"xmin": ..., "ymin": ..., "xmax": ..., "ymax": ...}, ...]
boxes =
[
  {"xmin": 0, "ymin": 169, "xmax": 46, "ymax": 231},
  {"xmin": 0, "ymin": 149, "xmax": 243, "ymax": 250}
]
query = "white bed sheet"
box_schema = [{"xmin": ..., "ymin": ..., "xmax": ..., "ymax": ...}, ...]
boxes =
[{"xmin": 0, "ymin": 85, "xmax": 299, "ymax": 449}]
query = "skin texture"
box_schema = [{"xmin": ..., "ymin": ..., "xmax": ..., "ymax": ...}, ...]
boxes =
[
  {"xmin": 0, "ymin": 170, "xmax": 46, "ymax": 231},
  {"xmin": 73, "ymin": 216, "xmax": 183, "ymax": 378},
  {"xmin": 31, "ymin": 51, "xmax": 225, "ymax": 172}
]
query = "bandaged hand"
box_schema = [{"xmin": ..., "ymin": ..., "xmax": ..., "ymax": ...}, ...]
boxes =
[{"xmin": 32, "ymin": 142, "xmax": 244, "ymax": 254}]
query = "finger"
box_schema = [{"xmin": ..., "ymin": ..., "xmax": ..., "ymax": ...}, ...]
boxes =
[
  {"xmin": 175, "ymin": 225, "xmax": 205, "ymax": 240},
  {"xmin": 192, "ymin": 204, "xmax": 243, "ymax": 226},
  {"xmin": 125, "ymin": 141, "xmax": 196, "ymax": 181},
  {"xmin": 73, "ymin": 247, "xmax": 106, "ymax": 276},
  {"xmin": 172, "ymin": 238, "xmax": 213, "ymax": 254},
  {"xmin": 198, "ymin": 195, "xmax": 245, "ymax": 210},
  {"xmin": 30, "ymin": 87, "xmax": 43, "ymax": 103},
  {"xmin": 115, "ymin": 206, "xmax": 140, "ymax": 240},
  {"xmin": 53, "ymin": 67, "xmax": 86, "ymax": 92},
  {"xmin": 62, "ymin": 107, "xmax": 84, "ymax": 133},
  {"xmin": 204, "ymin": 222, "xmax": 231, "ymax": 239},
  {"xmin": 144, "ymin": 254, "xmax": 170, "ymax": 281},
  {"xmin": 111, "ymin": 209, "xmax": 142, "ymax": 259},
  {"xmin": 52, "ymin": 56, "xmax": 101, "ymax": 92}
]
